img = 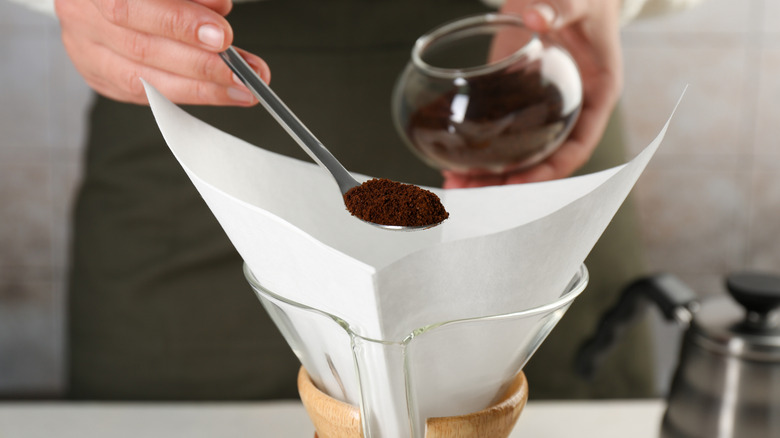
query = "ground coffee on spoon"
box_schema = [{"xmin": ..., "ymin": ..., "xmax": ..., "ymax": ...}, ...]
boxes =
[{"xmin": 344, "ymin": 178, "xmax": 449, "ymax": 228}]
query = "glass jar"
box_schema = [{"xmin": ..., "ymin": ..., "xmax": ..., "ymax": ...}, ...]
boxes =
[{"xmin": 392, "ymin": 13, "xmax": 582, "ymax": 176}]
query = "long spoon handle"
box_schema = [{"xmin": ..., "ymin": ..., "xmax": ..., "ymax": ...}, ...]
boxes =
[{"xmin": 220, "ymin": 46, "xmax": 359, "ymax": 194}]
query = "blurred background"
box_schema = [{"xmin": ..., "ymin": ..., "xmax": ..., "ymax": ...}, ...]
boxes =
[{"xmin": 0, "ymin": 0, "xmax": 777, "ymax": 398}]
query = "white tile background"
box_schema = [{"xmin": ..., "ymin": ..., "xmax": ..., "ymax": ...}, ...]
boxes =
[
  {"xmin": 1, "ymin": 1, "xmax": 83, "ymax": 397},
  {"xmin": 0, "ymin": 0, "xmax": 777, "ymax": 397}
]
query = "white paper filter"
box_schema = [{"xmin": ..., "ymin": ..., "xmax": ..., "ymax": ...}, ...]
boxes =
[{"xmin": 143, "ymin": 81, "xmax": 681, "ymax": 437}]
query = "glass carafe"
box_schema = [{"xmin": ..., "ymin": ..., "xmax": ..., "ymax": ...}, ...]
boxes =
[{"xmin": 245, "ymin": 263, "xmax": 588, "ymax": 438}]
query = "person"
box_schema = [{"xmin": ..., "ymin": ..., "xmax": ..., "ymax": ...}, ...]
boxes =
[{"xmin": 10, "ymin": 0, "xmax": 703, "ymax": 400}]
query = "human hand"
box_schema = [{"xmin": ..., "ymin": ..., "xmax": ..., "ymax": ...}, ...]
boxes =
[
  {"xmin": 443, "ymin": 0, "xmax": 623, "ymax": 189},
  {"xmin": 54, "ymin": 0, "xmax": 268, "ymax": 106}
]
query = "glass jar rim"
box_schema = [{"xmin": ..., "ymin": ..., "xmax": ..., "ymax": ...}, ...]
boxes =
[
  {"xmin": 244, "ymin": 263, "xmax": 589, "ymax": 345},
  {"xmin": 411, "ymin": 13, "xmax": 540, "ymax": 79}
]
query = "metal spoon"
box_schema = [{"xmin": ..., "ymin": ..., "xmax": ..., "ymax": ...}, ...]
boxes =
[{"xmin": 220, "ymin": 46, "xmax": 443, "ymax": 231}]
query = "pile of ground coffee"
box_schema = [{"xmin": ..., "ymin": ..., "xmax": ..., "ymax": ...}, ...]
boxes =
[
  {"xmin": 344, "ymin": 178, "xmax": 449, "ymax": 228},
  {"xmin": 404, "ymin": 67, "xmax": 575, "ymax": 173}
]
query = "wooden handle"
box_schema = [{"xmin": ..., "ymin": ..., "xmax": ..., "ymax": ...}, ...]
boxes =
[{"xmin": 298, "ymin": 367, "xmax": 528, "ymax": 438}]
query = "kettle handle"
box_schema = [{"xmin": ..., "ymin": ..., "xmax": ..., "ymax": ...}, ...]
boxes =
[{"xmin": 574, "ymin": 273, "xmax": 699, "ymax": 380}]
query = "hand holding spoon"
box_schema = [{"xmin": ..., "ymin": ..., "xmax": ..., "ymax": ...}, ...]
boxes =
[{"xmin": 219, "ymin": 46, "xmax": 447, "ymax": 231}]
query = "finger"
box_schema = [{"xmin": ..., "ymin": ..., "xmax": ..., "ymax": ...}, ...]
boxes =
[
  {"xmin": 443, "ymin": 103, "xmax": 609, "ymax": 187},
  {"xmin": 60, "ymin": 0, "xmax": 270, "ymax": 89},
  {"xmin": 231, "ymin": 46, "xmax": 272, "ymax": 84},
  {"xmin": 502, "ymin": 0, "xmax": 589, "ymax": 32},
  {"xmin": 442, "ymin": 171, "xmax": 508, "ymax": 189},
  {"xmin": 191, "ymin": 0, "xmax": 232, "ymax": 17},
  {"xmin": 100, "ymin": 27, "xmax": 270, "ymax": 87},
  {"xmin": 79, "ymin": 38, "xmax": 258, "ymax": 106},
  {"xmin": 505, "ymin": 102, "xmax": 611, "ymax": 185},
  {"xmin": 503, "ymin": 144, "xmax": 584, "ymax": 184},
  {"xmin": 89, "ymin": 0, "xmax": 233, "ymax": 51}
]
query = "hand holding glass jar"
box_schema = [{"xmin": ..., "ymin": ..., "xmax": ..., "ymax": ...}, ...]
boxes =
[{"xmin": 400, "ymin": 0, "xmax": 623, "ymax": 188}]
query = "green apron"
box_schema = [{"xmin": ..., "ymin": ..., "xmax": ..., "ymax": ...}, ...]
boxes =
[{"xmin": 67, "ymin": 0, "xmax": 653, "ymax": 400}]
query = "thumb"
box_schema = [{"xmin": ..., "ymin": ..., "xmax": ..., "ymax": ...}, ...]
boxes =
[{"xmin": 501, "ymin": 1, "xmax": 588, "ymax": 32}]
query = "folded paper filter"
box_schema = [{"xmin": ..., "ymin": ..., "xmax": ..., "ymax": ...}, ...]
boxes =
[{"xmin": 143, "ymin": 81, "xmax": 681, "ymax": 438}]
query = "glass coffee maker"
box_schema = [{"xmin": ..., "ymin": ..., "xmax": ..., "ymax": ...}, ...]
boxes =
[{"xmin": 246, "ymin": 264, "xmax": 588, "ymax": 438}]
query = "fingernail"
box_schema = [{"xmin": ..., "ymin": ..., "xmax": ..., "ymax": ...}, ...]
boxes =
[
  {"xmin": 531, "ymin": 2, "xmax": 557, "ymax": 27},
  {"xmin": 198, "ymin": 24, "xmax": 225, "ymax": 49},
  {"xmin": 232, "ymin": 73, "xmax": 244, "ymax": 86},
  {"xmin": 227, "ymin": 86, "xmax": 254, "ymax": 103}
]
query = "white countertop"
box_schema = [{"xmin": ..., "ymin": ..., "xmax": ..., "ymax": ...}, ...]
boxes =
[{"xmin": 0, "ymin": 399, "xmax": 664, "ymax": 438}]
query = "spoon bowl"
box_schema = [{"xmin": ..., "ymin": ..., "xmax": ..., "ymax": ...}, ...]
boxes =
[
  {"xmin": 365, "ymin": 222, "xmax": 441, "ymax": 231},
  {"xmin": 220, "ymin": 47, "xmax": 446, "ymax": 231}
]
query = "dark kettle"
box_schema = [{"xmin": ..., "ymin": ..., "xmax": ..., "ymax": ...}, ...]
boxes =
[{"xmin": 575, "ymin": 271, "xmax": 780, "ymax": 438}]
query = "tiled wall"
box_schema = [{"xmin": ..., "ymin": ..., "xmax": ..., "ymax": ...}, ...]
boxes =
[
  {"xmin": 624, "ymin": 0, "xmax": 779, "ymax": 297},
  {"xmin": 621, "ymin": 0, "xmax": 780, "ymax": 391},
  {"xmin": 0, "ymin": 1, "xmax": 91, "ymax": 396},
  {"xmin": 0, "ymin": 0, "xmax": 777, "ymax": 396}
]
